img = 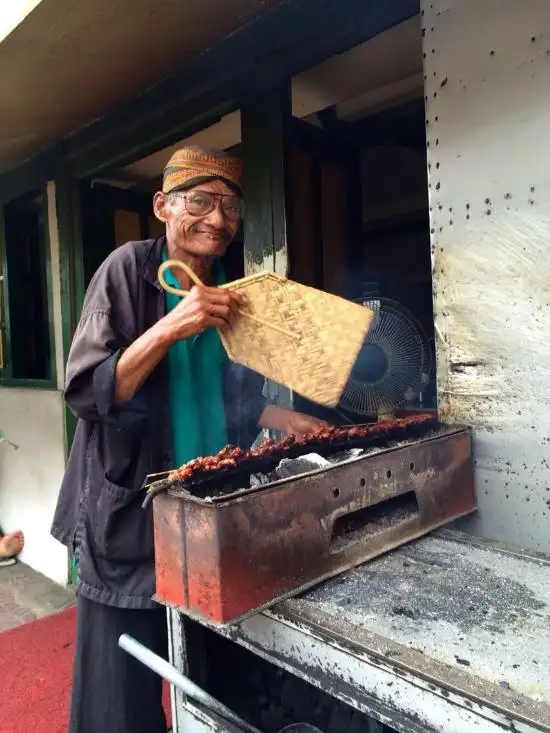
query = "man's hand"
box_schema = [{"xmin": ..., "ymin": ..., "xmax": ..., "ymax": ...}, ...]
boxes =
[
  {"xmin": 259, "ymin": 404, "xmax": 330, "ymax": 438},
  {"xmin": 115, "ymin": 285, "xmax": 243, "ymax": 405},
  {"xmin": 161, "ymin": 285, "xmax": 244, "ymax": 342}
]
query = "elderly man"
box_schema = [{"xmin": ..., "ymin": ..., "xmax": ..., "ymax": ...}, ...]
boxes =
[{"xmin": 51, "ymin": 146, "xmax": 326, "ymax": 733}]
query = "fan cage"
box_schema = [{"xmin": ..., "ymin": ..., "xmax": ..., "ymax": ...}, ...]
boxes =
[{"xmin": 339, "ymin": 297, "xmax": 432, "ymax": 416}]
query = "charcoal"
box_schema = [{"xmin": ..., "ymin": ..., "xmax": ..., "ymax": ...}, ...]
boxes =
[
  {"xmin": 275, "ymin": 454, "xmax": 330, "ymax": 479},
  {"xmin": 250, "ymin": 472, "xmax": 271, "ymax": 488}
]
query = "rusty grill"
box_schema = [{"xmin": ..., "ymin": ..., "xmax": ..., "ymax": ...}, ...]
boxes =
[{"xmin": 151, "ymin": 416, "xmax": 476, "ymax": 625}]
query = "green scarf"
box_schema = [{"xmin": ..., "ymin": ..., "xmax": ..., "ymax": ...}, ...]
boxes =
[{"xmin": 162, "ymin": 252, "xmax": 228, "ymax": 467}]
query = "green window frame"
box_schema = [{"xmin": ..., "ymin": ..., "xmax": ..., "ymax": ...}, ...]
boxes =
[{"xmin": 0, "ymin": 189, "xmax": 57, "ymax": 389}]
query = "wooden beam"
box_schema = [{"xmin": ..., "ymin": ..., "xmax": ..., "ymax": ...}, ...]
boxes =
[
  {"xmin": 55, "ymin": 165, "xmax": 85, "ymax": 448},
  {"xmin": 241, "ymin": 82, "xmax": 293, "ymax": 410},
  {"xmin": 0, "ymin": 148, "xmax": 58, "ymax": 205},
  {"xmin": 71, "ymin": 94, "xmax": 236, "ymax": 179},
  {"xmin": 241, "ymin": 82, "xmax": 291, "ymax": 277}
]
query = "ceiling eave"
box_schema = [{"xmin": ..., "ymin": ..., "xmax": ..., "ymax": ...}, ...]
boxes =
[
  {"xmin": 0, "ymin": 0, "xmax": 280, "ymax": 175},
  {"xmin": 0, "ymin": 0, "xmax": 420, "ymax": 184}
]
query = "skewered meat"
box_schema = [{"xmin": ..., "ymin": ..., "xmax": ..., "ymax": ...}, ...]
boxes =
[{"xmin": 169, "ymin": 414, "xmax": 437, "ymax": 484}]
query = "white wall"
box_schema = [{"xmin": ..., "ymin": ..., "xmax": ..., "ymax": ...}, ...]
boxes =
[
  {"xmin": 423, "ymin": 0, "xmax": 550, "ymax": 552},
  {"xmin": 0, "ymin": 180, "xmax": 69, "ymax": 585},
  {"xmin": 0, "ymin": 388, "xmax": 68, "ymax": 584}
]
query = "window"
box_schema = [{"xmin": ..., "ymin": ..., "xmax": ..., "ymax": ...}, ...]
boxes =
[{"xmin": 0, "ymin": 191, "xmax": 54, "ymax": 384}]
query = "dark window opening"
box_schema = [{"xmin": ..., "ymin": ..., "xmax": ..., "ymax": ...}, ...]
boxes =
[
  {"xmin": 80, "ymin": 182, "xmax": 160, "ymax": 287},
  {"xmin": 185, "ymin": 619, "xmax": 396, "ymax": 733},
  {"xmin": 3, "ymin": 193, "xmax": 52, "ymax": 381},
  {"xmin": 287, "ymin": 98, "xmax": 436, "ymax": 425}
]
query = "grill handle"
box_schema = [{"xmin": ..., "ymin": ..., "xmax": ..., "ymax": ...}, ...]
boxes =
[{"xmin": 118, "ymin": 634, "xmax": 262, "ymax": 733}]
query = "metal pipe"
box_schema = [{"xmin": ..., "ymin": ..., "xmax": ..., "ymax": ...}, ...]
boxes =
[{"xmin": 118, "ymin": 634, "xmax": 262, "ymax": 733}]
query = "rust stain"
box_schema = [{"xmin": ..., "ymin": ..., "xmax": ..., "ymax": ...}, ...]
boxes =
[{"xmin": 153, "ymin": 429, "xmax": 475, "ymax": 625}]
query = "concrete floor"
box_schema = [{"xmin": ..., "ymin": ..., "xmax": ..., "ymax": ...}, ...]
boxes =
[{"xmin": 0, "ymin": 560, "xmax": 75, "ymax": 633}]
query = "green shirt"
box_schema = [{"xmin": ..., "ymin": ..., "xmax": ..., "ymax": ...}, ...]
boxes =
[{"xmin": 162, "ymin": 253, "xmax": 228, "ymax": 467}]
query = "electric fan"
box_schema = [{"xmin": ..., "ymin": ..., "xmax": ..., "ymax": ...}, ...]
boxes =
[{"xmin": 338, "ymin": 297, "xmax": 432, "ymax": 419}]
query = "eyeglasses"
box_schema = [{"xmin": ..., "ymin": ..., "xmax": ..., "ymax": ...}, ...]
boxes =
[{"xmin": 169, "ymin": 190, "xmax": 244, "ymax": 221}]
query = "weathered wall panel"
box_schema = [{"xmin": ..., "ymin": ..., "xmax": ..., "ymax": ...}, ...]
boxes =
[
  {"xmin": 422, "ymin": 0, "xmax": 550, "ymax": 552},
  {"xmin": 0, "ymin": 388, "xmax": 68, "ymax": 584}
]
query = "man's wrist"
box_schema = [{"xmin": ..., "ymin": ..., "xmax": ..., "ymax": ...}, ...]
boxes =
[{"xmin": 152, "ymin": 319, "xmax": 178, "ymax": 348}]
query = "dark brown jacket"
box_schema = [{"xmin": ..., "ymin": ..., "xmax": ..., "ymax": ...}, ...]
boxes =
[{"xmin": 51, "ymin": 237, "xmax": 266, "ymax": 608}]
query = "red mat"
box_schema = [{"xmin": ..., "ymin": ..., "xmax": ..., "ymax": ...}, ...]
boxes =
[{"xmin": 0, "ymin": 607, "xmax": 172, "ymax": 733}]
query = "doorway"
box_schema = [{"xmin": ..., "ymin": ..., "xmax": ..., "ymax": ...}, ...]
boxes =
[
  {"xmin": 285, "ymin": 20, "xmax": 435, "ymax": 424},
  {"xmin": 80, "ymin": 182, "xmax": 164, "ymax": 287}
]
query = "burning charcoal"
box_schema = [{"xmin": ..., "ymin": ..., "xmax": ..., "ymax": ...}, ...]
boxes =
[
  {"xmin": 299, "ymin": 453, "xmax": 332, "ymax": 467},
  {"xmin": 275, "ymin": 453, "xmax": 330, "ymax": 479},
  {"xmin": 326, "ymin": 448, "xmax": 365, "ymax": 464},
  {"xmin": 276, "ymin": 454, "xmax": 330, "ymax": 480},
  {"xmin": 250, "ymin": 473, "xmax": 270, "ymax": 488},
  {"xmin": 276, "ymin": 458, "xmax": 316, "ymax": 479}
]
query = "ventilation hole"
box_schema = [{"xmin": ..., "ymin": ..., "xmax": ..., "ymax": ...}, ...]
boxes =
[
  {"xmin": 360, "ymin": 478, "xmax": 366, "ymax": 488},
  {"xmin": 386, "ymin": 470, "xmax": 392, "ymax": 479},
  {"xmin": 330, "ymin": 491, "xmax": 420, "ymax": 551},
  {"xmin": 410, "ymin": 462, "xmax": 415, "ymax": 471},
  {"xmin": 332, "ymin": 487, "xmax": 340, "ymax": 498}
]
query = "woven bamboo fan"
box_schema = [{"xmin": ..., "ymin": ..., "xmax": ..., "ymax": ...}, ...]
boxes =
[{"xmin": 159, "ymin": 260, "xmax": 374, "ymax": 407}]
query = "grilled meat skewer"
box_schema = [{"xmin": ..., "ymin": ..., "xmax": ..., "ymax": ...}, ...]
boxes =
[{"xmin": 169, "ymin": 414, "xmax": 436, "ymax": 485}]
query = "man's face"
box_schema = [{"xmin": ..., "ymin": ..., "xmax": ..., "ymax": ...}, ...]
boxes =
[{"xmin": 153, "ymin": 179, "xmax": 241, "ymax": 258}]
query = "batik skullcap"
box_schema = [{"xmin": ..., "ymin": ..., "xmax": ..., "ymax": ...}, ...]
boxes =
[{"xmin": 162, "ymin": 145, "xmax": 243, "ymax": 196}]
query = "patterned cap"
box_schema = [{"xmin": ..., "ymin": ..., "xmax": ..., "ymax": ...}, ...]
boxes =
[{"xmin": 162, "ymin": 145, "xmax": 243, "ymax": 195}]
